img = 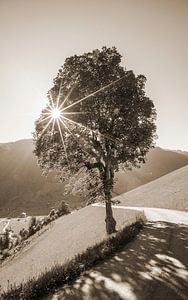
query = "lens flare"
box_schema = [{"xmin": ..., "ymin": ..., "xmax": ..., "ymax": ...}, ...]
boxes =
[{"xmin": 51, "ymin": 108, "xmax": 61, "ymax": 119}]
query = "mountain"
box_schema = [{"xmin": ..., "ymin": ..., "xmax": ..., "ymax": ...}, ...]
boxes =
[
  {"xmin": 0, "ymin": 139, "xmax": 82, "ymax": 217},
  {"xmin": 114, "ymin": 147, "xmax": 188, "ymax": 195},
  {"xmin": 0, "ymin": 139, "xmax": 188, "ymax": 217}
]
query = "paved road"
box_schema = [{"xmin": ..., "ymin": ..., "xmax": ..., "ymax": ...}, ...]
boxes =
[
  {"xmin": 93, "ymin": 203, "xmax": 188, "ymax": 224},
  {"xmin": 50, "ymin": 221, "xmax": 188, "ymax": 300},
  {"xmin": 48, "ymin": 204, "xmax": 188, "ymax": 299},
  {"xmin": 2, "ymin": 220, "xmax": 10, "ymax": 233},
  {"xmin": 0, "ymin": 219, "xmax": 10, "ymax": 233}
]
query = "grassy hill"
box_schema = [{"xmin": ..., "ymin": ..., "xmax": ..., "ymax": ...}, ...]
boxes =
[
  {"xmin": 0, "ymin": 139, "xmax": 188, "ymax": 217},
  {"xmin": 115, "ymin": 165, "xmax": 188, "ymax": 211},
  {"xmin": 0, "ymin": 206, "xmax": 143, "ymax": 290}
]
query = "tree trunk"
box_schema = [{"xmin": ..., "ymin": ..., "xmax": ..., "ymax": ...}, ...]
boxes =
[
  {"xmin": 105, "ymin": 198, "xmax": 116, "ymax": 234},
  {"xmin": 104, "ymin": 160, "xmax": 116, "ymax": 234}
]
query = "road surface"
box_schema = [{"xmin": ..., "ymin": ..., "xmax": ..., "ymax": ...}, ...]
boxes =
[
  {"xmin": 93, "ymin": 203, "xmax": 188, "ymax": 224},
  {"xmin": 0, "ymin": 219, "xmax": 10, "ymax": 233},
  {"xmin": 48, "ymin": 204, "xmax": 188, "ymax": 299},
  {"xmin": 50, "ymin": 221, "xmax": 188, "ymax": 300}
]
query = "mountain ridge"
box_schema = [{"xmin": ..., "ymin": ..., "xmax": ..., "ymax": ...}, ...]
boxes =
[{"xmin": 0, "ymin": 139, "xmax": 188, "ymax": 217}]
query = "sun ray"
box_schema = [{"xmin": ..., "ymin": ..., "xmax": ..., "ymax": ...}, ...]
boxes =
[
  {"xmin": 49, "ymin": 92, "xmax": 55, "ymax": 108},
  {"xmin": 38, "ymin": 117, "xmax": 53, "ymax": 140},
  {"xmin": 38, "ymin": 114, "xmax": 52, "ymax": 124},
  {"xmin": 50, "ymin": 118, "xmax": 56, "ymax": 147},
  {"xmin": 61, "ymin": 117, "xmax": 101, "ymax": 158},
  {"xmin": 44, "ymin": 108, "xmax": 51, "ymax": 113},
  {"xmin": 62, "ymin": 115, "xmax": 112, "ymax": 142},
  {"xmin": 51, "ymin": 118, "xmax": 55, "ymax": 137},
  {"xmin": 59, "ymin": 118, "xmax": 83, "ymax": 141},
  {"xmin": 41, "ymin": 112, "xmax": 52, "ymax": 115},
  {"xmin": 57, "ymin": 118, "xmax": 70, "ymax": 169},
  {"xmin": 59, "ymin": 81, "xmax": 78, "ymax": 110},
  {"xmin": 45, "ymin": 104, "xmax": 55, "ymax": 113},
  {"xmin": 59, "ymin": 118, "xmax": 95, "ymax": 158},
  {"xmin": 62, "ymin": 115, "xmax": 120, "ymax": 144},
  {"xmin": 62, "ymin": 75, "xmax": 125, "ymax": 112},
  {"xmin": 62, "ymin": 115, "xmax": 90, "ymax": 132},
  {"xmin": 58, "ymin": 118, "xmax": 70, "ymax": 133},
  {"xmin": 56, "ymin": 78, "xmax": 63, "ymax": 107},
  {"xmin": 63, "ymin": 111, "xmax": 87, "ymax": 115}
]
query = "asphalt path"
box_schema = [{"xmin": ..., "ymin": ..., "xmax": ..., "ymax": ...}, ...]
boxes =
[
  {"xmin": 48, "ymin": 204, "xmax": 188, "ymax": 300},
  {"xmin": 51, "ymin": 220, "xmax": 188, "ymax": 300},
  {"xmin": 0, "ymin": 219, "xmax": 10, "ymax": 233},
  {"xmin": 93, "ymin": 203, "xmax": 188, "ymax": 224}
]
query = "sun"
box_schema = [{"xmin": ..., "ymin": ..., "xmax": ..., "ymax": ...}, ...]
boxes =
[
  {"xmin": 38, "ymin": 75, "xmax": 125, "ymax": 169},
  {"xmin": 50, "ymin": 107, "xmax": 62, "ymax": 119}
]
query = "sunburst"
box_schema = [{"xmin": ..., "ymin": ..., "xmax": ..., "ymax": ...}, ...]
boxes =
[
  {"xmin": 38, "ymin": 75, "xmax": 125, "ymax": 168},
  {"xmin": 50, "ymin": 107, "xmax": 62, "ymax": 119}
]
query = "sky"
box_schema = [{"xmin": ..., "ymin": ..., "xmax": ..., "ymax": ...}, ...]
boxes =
[{"xmin": 0, "ymin": 0, "xmax": 188, "ymax": 150}]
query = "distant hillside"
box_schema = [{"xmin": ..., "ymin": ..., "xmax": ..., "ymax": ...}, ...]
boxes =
[
  {"xmin": 0, "ymin": 139, "xmax": 188, "ymax": 217},
  {"xmin": 0, "ymin": 140, "xmax": 82, "ymax": 217},
  {"xmin": 114, "ymin": 147, "xmax": 188, "ymax": 195}
]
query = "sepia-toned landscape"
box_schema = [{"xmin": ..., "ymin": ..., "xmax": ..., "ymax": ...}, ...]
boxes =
[{"xmin": 0, "ymin": 1, "xmax": 187, "ymax": 299}]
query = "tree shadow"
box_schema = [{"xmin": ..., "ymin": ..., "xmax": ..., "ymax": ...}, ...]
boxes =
[{"xmin": 51, "ymin": 222, "xmax": 188, "ymax": 300}]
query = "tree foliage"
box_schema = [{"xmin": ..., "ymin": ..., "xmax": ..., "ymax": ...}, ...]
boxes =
[{"xmin": 34, "ymin": 47, "xmax": 156, "ymax": 233}]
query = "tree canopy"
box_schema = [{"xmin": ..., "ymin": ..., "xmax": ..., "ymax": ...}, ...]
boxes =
[{"xmin": 34, "ymin": 46, "xmax": 157, "ymax": 233}]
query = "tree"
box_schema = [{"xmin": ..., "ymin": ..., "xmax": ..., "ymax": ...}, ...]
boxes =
[
  {"xmin": 58, "ymin": 200, "xmax": 70, "ymax": 216},
  {"xmin": 28, "ymin": 216, "xmax": 37, "ymax": 236},
  {"xmin": 34, "ymin": 47, "xmax": 156, "ymax": 234},
  {"xmin": 3, "ymin": 230, "xmax": 10, "ymax": 250}
]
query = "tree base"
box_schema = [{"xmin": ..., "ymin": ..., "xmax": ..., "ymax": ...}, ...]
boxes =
[{"xmin": 105, "ymin": 216, "xmax": 117, "ymax": 235}]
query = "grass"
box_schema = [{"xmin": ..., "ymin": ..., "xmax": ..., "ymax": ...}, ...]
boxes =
[{"xmin": 1, "ymin": 218, "xmax": 144, "ymax": 300}]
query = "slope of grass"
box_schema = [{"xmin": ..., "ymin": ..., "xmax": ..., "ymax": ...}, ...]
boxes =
[
  {"xmin": 115, "ymin": 165, "xmax": 188, "ymax": 211},
  {"xmin": 0, "ymin": 206, "xmax": 144, "ymax": 290},
  {"xmin": 0, "ymin": 217, "xmax": 44, "ymax": 235},
  {"xmin": 1, "ymin": 219, "xmax": 144, "ymax": 300}
]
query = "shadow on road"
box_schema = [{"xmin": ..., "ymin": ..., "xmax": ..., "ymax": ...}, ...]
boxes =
[{"xmin": 52, "ymin": 222, "xmax": 188, "ymax": 300}]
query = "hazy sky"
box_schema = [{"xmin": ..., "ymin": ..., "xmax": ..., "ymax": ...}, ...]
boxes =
[{"xmin": 0, "ymin": 0, "xmax": 188, "ymax": 150}]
